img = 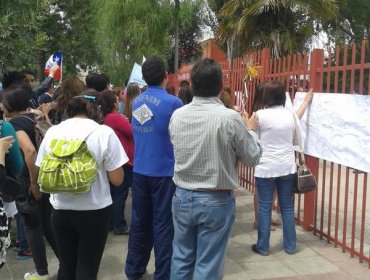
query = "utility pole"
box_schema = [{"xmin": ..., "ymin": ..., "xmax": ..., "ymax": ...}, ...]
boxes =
[{"xmin": 174, "ymin": 0, "xmax": 180, "ymax": 72}]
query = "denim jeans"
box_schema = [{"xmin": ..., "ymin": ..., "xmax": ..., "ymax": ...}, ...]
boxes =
[
  {"xmin": 15, "ymin": 213, "xmax": 28, "ymax": 251},
  {"xmin": 170, "ymin": 188, "xmax": 235, "ymax": 280},
  {"xmin": 110, "ymin": 165, "xmax": 132, "ymax": 231},
  {"xmin": 125, "ymin": 173, "xmax": 175, "ymax": 280},
  {"xmin": 255, "ymin": 173, "xmax": 296, "ymax": 255}
]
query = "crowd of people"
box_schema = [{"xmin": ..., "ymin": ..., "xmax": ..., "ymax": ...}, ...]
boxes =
[{"xmin": 0, "ymin": 56, "xmax": 313, "ymax": 280}]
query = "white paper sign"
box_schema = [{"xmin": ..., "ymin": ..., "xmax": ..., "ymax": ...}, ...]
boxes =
[
  {"xmin": 293, "ymin": 92, "xmax": 370, "ymax": 172},
  {"xmin": 128, "ymin": 63, "xmax": 147, "ymax": 88}
]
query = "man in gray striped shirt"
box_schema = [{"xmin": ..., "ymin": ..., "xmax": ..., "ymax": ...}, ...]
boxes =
[{"xmin": 169, "ymin": 58, "xmax": 262, "ymax": 280}]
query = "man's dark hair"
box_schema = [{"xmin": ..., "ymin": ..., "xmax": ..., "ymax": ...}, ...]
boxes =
[
  {"xmin": 20, "ymin": 69, "xmax": 36, "ymax": 78},
  {"xmin": 262, "ymin": 80, "xmax": 286, "ymax": 108},
  {"xmin": 1, "ymin": 71, "xmax": 24, "ymax": 89},
  {"xmin": 2, "ymin": 83, "xmax": 32, "ymax": 112},
  {"xmin": 142, "ymin": 57, "xmax": 166, "ymax": 86},
  {"xmin": 85, "ymin": 72, "xmax": 98, "ymax": 89},
  {"xmin": 93, "ymin": 73, "xmax": 110, "ymax": 92},
  {"xmin": 191, "ymin": 58, "xmax": 222, "ymax": 97}
]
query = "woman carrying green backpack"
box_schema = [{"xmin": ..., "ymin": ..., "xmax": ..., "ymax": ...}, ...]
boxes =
[{"xmin": 36, "ymin": 78, "xmax": 128, "ymax": 280}]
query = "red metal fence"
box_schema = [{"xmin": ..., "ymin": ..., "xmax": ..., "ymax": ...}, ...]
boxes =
[{"xmin": 227, "ymin": 41, "xmax": 370, "ymax": 267}]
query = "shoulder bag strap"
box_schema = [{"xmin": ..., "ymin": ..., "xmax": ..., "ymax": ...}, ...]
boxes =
[{"xmin": 292, "ymin": 112, "xmax": 306, "ymax": 165}]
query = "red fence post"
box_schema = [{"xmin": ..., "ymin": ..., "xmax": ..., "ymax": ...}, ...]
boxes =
[
  {"xmin": 302, "ymin": 49, "xmax": 324, "ymax": 230},
  {"xmin": 261, "ymin": 48, "xmax": 271, "ymax": 81}
]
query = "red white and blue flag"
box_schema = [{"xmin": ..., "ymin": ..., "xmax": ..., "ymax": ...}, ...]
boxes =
[{"xmin": 44, "ymin": 51, "xmax": 63, "ymax": 80}]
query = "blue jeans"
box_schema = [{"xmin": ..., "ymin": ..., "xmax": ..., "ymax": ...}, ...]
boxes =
[
  {"xmin": 125, "ymin": 173, "xmax": 175, "ymax": 280},
  {"xmin": 110, "ymin": 165, "xmax": 132, "ymax": 231},
  {"xmin": 255, "ymin": 174, "xmax": 296, "ymax": 255},
  {"xmin": 170, "ymin": 188, "xmax": 235, "ymax": 280},
  {"xmin": 15, "ymin": 213, "xmax": 28, "ymax": 251}
]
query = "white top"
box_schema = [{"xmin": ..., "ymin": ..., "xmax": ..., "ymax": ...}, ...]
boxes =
[
  {"xmin": 3, "ymin": 201, "xmax": 17, "ymax": 217},
  {"xmin": 254, "ymin": 106, "xmax": 297, "ymax": 178},
  {"xmin": 35, "ymin": 118, "xmax": 128, "ymax": 210}
]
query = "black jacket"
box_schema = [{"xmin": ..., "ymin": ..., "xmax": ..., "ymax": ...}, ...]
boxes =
[{"xmin": 29, "ymin": 76, "xmax": 54, "ymax": 109}]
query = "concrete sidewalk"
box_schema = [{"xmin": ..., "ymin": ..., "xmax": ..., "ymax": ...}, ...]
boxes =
[{"xmin": 1, "ymin": 188, "xmax": 369, "ymax": 279}]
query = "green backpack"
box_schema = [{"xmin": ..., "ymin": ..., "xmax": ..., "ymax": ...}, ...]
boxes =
[{"xmin": 38, "ymin": 138, "xmax": 97, "ymax": 194}]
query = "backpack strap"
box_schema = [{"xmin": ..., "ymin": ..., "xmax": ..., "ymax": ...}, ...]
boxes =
[
  {"xmin": 15, "ymin": 113, "xmax": 36, "ymax": 124},
  {"xmin": 82, "ymin": 126, "xmax": 98, "ymax": 142}
]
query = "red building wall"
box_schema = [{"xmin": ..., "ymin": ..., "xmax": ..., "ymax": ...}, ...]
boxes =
[{"xmin": 168, "ymin": 39, "xmax": 227, "ymax": 91}]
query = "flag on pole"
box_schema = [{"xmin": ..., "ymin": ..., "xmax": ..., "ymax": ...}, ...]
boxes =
[{"xmin": 44, "ymin": 51, "xmax": 63, "ymax": 80}]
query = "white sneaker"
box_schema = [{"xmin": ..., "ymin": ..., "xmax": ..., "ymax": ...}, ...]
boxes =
[{"xmin": 24, "ymin": 272, "xmax": 49, "ymax": 280}]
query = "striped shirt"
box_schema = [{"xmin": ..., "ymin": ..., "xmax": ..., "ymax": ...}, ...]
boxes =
[{"xmin": 169, "ymin": 96, "xmax": 262, "ymax": 191}]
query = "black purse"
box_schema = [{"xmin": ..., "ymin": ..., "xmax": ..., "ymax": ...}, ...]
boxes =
[
  {"xmin": 16, "ymin": 194, "xmax": 39, "ymax": 215},
  {"xmin": 14, "ymin": 175, "xmax": 38, "ymax": 215},
  {"xmin": 0, "ymin": 165, "xmax": 25, "ymax": 203},
  {"xmin": 292, "ymin": 113, "xmax": 317, "ymax": 194},
  {"xmin": 294, "ymin": 161, "xmax": 317, "ymax": 194}
]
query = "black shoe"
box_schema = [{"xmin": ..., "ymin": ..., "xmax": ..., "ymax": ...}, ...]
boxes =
[
  {"xmin": 251, "ymin": 244, "xmax": 269, "ymax": 256},
  {"xmin": 113, "ymin": 227, "xmax": 129, "ymax": 235}
]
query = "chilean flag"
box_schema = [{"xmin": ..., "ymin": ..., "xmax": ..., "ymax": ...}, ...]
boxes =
[{"xmin": 44, "ymin": 51, "xmax": 63, "ymax": 80}]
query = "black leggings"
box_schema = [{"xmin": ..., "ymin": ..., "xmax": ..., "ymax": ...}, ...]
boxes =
[
  {"xmin": 52, "ymin": 206, "xmax": 111, "ymax": 280},
  {"xmin": 21, "ymin": 195, "xmax": 58, "ymax": 275}
]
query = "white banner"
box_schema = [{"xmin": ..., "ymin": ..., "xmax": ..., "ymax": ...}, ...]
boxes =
[
  {"xmin": 293, "ymin": 92, "xmax": 370, "ymax": 172},
  {"xmin": 128, "ymin": 63, "xmax": 147, "ymax": 88}
]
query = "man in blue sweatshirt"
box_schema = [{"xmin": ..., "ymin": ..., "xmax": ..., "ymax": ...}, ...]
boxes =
[{"xmin": 125, "ymin": 57, "xmax": 183, "ymax": 280}]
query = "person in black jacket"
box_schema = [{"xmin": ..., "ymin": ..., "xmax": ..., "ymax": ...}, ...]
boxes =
[
  {"xmin": 20, "ymin": 65, "xmax": 60, "ymax": 109},
  {"xmin": 2, "ymin": 65, "xmax": 59, "ymax": 110}
]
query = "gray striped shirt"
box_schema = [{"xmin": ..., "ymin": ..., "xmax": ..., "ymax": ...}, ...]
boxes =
[{"xmin": 169, "ymin": 96, "xmax": 262, "ymax": 191}]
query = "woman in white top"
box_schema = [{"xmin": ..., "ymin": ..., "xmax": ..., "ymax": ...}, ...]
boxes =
[
  {"xmin": 36, "ymin": 79, "xmax": 128, "ymax": 280},
  {"xmin": 252, "ymin": 80, "xmax": 299, "ymax": 256}
]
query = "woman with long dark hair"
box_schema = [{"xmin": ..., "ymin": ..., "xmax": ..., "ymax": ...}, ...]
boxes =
[
  {"xmin": 2, "ymin": 83, "xmax": 58, "ymax": 280},
  {"xmin": 123, "ymin": 83, "xmax": 140, "ymax": 121},
  {"xmin": 98, "ymin": 90, "xmax": 134, "ymax": 235}
]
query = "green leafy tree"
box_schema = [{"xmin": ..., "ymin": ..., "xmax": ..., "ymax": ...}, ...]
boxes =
[
  {"xmin": 168, "ymin": 0, "xmax": 204, "ymax": 73},
  {"xmin": 52, "ymin": 1, "xmax": 100, "ymax": 77},
  {"xmin": 0, "ymin": 0, "xmax": 51, "ymax": 74},
  {"xmin": 323, "ymin": 0, "xmax": 370, "ymax": 44},
  {"xmin": 216, "ymin": 0, "xmax": 338, "ymax": 57},
  {"xmin": 92, "ymin": 0, "xmax": 173, "ymax": 84},
  {"xmin": 167, "ymin": 23, "xmax": 203, "ymax": 73},
  {"xmin": 92, "ymin": 0, "xmax": 205, "ymax": 84},
  {"xmin": 0, "ymin": 0, "xmax": 99, "ymax": 80}
]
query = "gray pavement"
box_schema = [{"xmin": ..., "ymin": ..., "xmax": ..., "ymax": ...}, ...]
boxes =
[{"xmin": 1, "ymin": 188, "xmax": 369, "ymax": 280}]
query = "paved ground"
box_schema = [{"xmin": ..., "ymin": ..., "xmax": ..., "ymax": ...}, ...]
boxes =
[{"xmin": 1, "ymin": 188, "xmax": 369, "ymax": 280}]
